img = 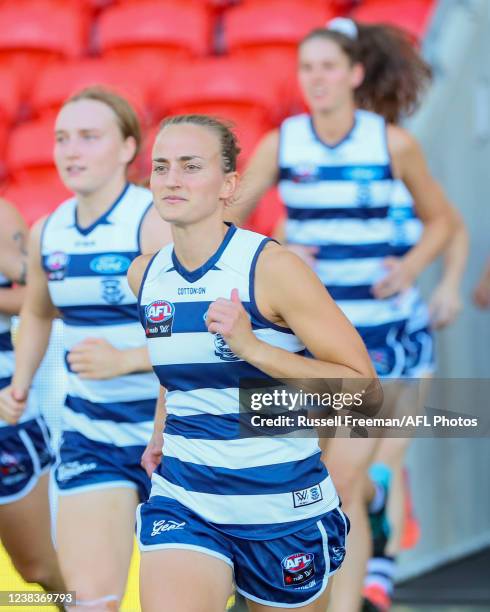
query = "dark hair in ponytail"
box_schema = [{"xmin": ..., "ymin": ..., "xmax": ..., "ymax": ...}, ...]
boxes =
[{"xmin": 300, "ymin": 22, "xmax": 432, "ymax": 124}]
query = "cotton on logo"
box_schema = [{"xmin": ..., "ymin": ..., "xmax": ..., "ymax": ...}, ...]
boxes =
[{"xmin": 146, "ymin": 300, "xmax": 174, "ymax": 324}]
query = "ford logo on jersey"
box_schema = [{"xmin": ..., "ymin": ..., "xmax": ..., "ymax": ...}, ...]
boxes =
[
  {"xmin": 145, "ymin": 300, "xmax": 175, "ymax": 338},
  {"xmin": 90, "ymin": 254, "xmax": 131, "ymax": 275},
  {"xmin": 343, "ymin": 166, "xmax": 384, "ymax": 181},
  {"xmin": 281, "ymin": 552, "xmax": 316, "ymax": 588}
]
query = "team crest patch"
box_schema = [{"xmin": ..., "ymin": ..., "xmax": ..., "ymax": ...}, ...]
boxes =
[
  {"xmin": 101, "ymin": 279, "xmax": 124, "ymax": 304},
  {"xmin": 214, "ymin": 334, "xmax": 239, "ymax": 361},
  {"xmin": 281, "ymin": 552, "xmax": 316, "ymax": 588},
  {"xmin": 45, "ymin": 251, "xmax": 70, "ymax": 281},
  {"xmin": 145, "ymin": 300, "xmax": 175, "ymax": 338}
]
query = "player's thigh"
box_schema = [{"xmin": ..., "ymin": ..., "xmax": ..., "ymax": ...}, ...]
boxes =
[
  {"xmin": 324, "ymin": 436, "xmax": 378, "ymax": 502},
  {"xmin": 56, "ymin": 486, "xmax": 138, "ymax": 597},
  {"xmin": 140, "ymin": 549, "xmax": 233, "ymax": 612},
  {"xmin": 0, "ymin": 472, "xmax": 56, "ymax": 570}
]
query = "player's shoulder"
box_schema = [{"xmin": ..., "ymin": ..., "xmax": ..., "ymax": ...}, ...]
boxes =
[
  {"xmin": 0, "ymin": 197, "xmax": 28, "ymax": 233},
  {"xmin": 256, "ymin": 240, "xmax": 308, "ymax": 280},
  {"xmin": 386, "ymin": 124, "xmax": 419, "ymax": 156},
  {"xmin": 128, "ymin": 253, "xmax": 155, "ymax": 297}
]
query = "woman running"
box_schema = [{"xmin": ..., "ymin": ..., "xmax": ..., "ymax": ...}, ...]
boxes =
[
  {"xmin": 0, "ymin": 87, "xmax": 171, "ymax": 611},
  {"xmin": 128, "ymin": 114, "xmax": 379, "ymax": 611},
  {"xmin": 362, "ymin": 178, "xmax": 468, "ymax": 612},
  {"xmin": 0, "ymin": 198, "xmax": 64, "ymax": 595},
  {"xmin": 230, "ymin": 18, "xmax": 455, "ymax": 611}
]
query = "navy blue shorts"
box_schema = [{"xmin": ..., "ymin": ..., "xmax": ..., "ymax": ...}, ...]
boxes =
[
  {"xmin": 357, "ymin": 322, "xmax": 406, "ymax": 378},
  {"xmin": 401, "ymin": 325, "xmax": 435, "ymax": 377},
  {"xmin": 137, "ymin": 495, "xmax": 349, "ymax": 608},
  {"xmin": 0, "ymin": 417, "xmax": 54, "ymax": 504},
  {"xmin": 55, "ymin": 430, "xmax": 151, "ymax": 501}
]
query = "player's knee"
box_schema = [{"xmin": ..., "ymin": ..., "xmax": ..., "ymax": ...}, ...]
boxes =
[
  {"xmin": 14, "ymin": 557, "xmax": 55, "ymax": 587},
  {"xmin": 331, "ymin": 466, "xmax": 363, "ymax": 505}
]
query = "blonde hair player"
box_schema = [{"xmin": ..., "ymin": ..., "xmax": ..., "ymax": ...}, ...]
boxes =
[{"xmin": 0, "ymin": 87, "xmax": 171, "ymax": 611}]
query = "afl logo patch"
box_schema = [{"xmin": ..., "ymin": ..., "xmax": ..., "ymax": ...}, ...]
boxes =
[
  {"xmin": 281, "ymin": 552, "xmax": 316, "ymax": 588},
  {"xmin": 145, "ymin": 300, "xmax": 175, "ymax": 338},
  {"xmin": 290, "ymin": 164, "xmax": 319, "ymax": 183},
  {"xmin": 45, "ymin": 251, "xmax": 70, "ymax": 281}
]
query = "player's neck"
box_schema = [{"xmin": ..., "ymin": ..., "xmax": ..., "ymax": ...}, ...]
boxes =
[
  {"xmin": 75, "ymin": 173, "xmax": 128, "ymax": 228},
  {"xmin": 172, "ymin": 214, "xmax": 229, "ymax": 272},
  {"xmin": 311, "ymin": 102, "xmax": 356, "ymax": 146}
]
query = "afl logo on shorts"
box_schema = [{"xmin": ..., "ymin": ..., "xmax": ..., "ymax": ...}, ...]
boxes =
[
  {"xmin": 45, "ymin": 251, "xmax": 70, "ymax": 281},
  {"xmin": 145, "ymin": 300, "xmax": 175, "ymax": 338},
  {"xmin": 281, "ymin": 552, "xmax": 316, "ymax": 588}
]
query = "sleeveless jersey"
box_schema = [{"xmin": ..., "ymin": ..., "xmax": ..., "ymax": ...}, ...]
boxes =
[
  {"xmin": 139, "ymin": 225, "xmax": 339, "ymax": 538},
  {"xmin": 279, "ymin": 111, "xmax": 416, "ymax": 329},
  {"xmin": 0, "ymin": 276, "xmax": 39, "ymax": 428},
  {"xmin": 389, "ymin": 180, "xmax": 430, "ymax": 331},
  {"xmin": 41, "ymin": 183, "xmax": 159, "ymax": 447}
]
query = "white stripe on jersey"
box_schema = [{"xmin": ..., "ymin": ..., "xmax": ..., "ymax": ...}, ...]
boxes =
[
  {"xmin": 286, "ymin": 218, "xmax": 393, "ymax": 246},
  {"xmin": 151, "ymin": 472, "xmax": 338, "ymax": 526},
  {"xmin": 163, "ymin": 432, "xmax": 321, "ymax": 470},
  {"xmin": 61, "ymin": 407, "xmax": 154, "ymax": 447}
]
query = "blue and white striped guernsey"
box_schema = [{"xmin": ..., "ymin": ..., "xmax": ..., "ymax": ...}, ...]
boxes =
[
  {"xmin": 0, "ymin": 275, "xmax": 39, "ymax": 428},
  {"xmin": 389, "ymin": 180, "xmax": 430, "ymax": 333},
  {"xmin": 139, "ymin": 224, "xmax": 339, "ymax": 538},
  {"xmin": 41, "ymin": 183, "xmax": 159, "ymax": 447},
  {"xmin": 279, "ymin": 110, "xmax": 416, "ymax": 331}
]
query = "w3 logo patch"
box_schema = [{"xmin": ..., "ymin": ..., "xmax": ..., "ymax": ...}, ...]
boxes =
[{"xmin": 292, "ymin": 484, "xmax": 323, "ymax": 508}]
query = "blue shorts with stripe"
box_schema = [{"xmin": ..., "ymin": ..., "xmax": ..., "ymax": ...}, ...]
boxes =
[
  {"xmin": 356, "ymin": 321, "xmax": 407, "ymax": 378},
  {"xmin": 401, "ymin": 324, "xmax": 435, "ymax": 377},
  {"xmin": 0, "ymin": 417, "xmax": 54, "ymax": 504},
  {"xmin": 55, "ymin": 430, "xmax": 151, "ymax": 501},
  {"xmin": 137, "ymin": 495, "xmax": 349, "ymax": 608}
]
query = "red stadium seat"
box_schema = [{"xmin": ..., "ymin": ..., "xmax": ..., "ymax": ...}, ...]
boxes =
[
  {"xmin": 0, "ymin": 0, "xmax": 87, "ymax": 98},
  {"xmin": 31, "ymin": 59, "xmax": 150, "ymax": 123},
  {"xmin": 224, "ymin": 0, "xmax": 336, "ymax": 118},
  {"xmin": 0, "ymin": 68, "xmax": 21, "ymax": 175},
  {"xmin": 97, "ymin": 1, "xmax": 211, "ymax": 77},
  {"xmin": 225, "ymin": 0, "xmax": 334, "ymax": 52},
  {"xmin": 4, "ymin": 116, "xmax": 71, "ymax": 225},
  {"xmin": 3, "ymin": 179, "xmax": 71, "ymax": 226},
  {"xmin": 245, "ymin": 188, "xmax": 285, "ymax": 238},
  {"xmin": 159, "ymin": 57, "xmax": 278, "ymax": 123},
  {"xmin": 6, "ymin": 118, "xmax": 58, "ymax": 182},
  {"xmin": 351, "ymin": 0, "xmax": 436, "ymax": 41},
  {"xmin": 156, "ymin": 57, "xmax": 279, "ymax": 164}
]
